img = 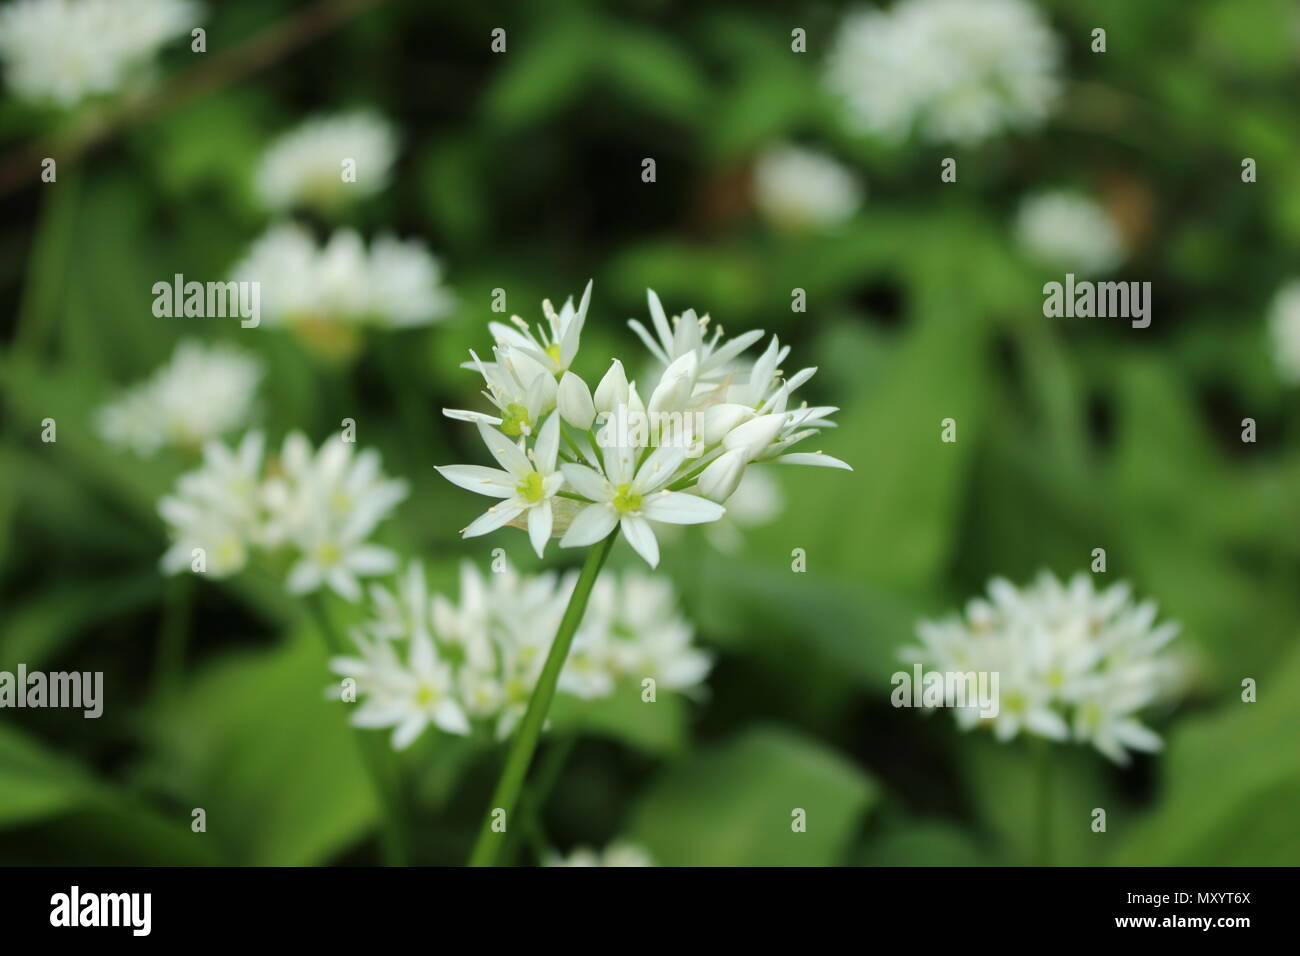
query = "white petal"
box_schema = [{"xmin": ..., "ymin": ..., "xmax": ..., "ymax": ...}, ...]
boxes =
[
  {"xmin": 772, "ymin": 452, "xmax": 853, "ymax": 470},
  {"xmin": 434, "ymin": 700, "xmax": 472, "ymax": 736},
  {"xmin": 641, "ymin": 491, "xmax": 725, "ymax": 525},
  {"xmin": 560, "ymin": 503, "xmax": 619, "ymax": 547},
  {"xmin": 346, "ymin": 545, "xmax": 398, "ymax": 576},
  {"xmin": 535, "ymin": 412, "xmax": 561, "ymax": 473},
  {"xmin": 463, "ymin": 502, "xmax": 525, "ymax": 538},
  {"xmin": 435, "ymin": 464, "xmax": 515, "ymax": 497},
  {"xmin": 528, "ymin": 500, "xmax": 553, "ymax": 557},
  {"xmin": 620, "ymin": 516, "xmax": 660, "ymax": 568},
  {"xmin": 286, "ymin": 560, "xmax": 322, "ymax": 594},
  {"xmin": 476, "ymin": 421, "xmax": 531, "ymax": 476},
  {"xmin": 560, "ymin": 463, "xmax": 610, "ymax": 502}
]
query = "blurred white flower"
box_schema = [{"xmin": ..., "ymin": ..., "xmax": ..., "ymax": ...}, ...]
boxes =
[
  {"xmin": 0, "ymin": 0, "xmax": 199, "ymax": 108},
  {"xmin": 1267, "ymin": 280, "xmax": 1300, "ymax": 384},
  {"xmin": 158, "ymin": 430, "xmax": 266, "ymax": 578},
  {"xmin": 255, "ymin": 111, "xmax": 397, "ymax": 213},
  {"xmin": 97, "ymin": 339, "xmax": 262, "ymax": 456},
  {"xmin": 825, "ymin": 0, "xmax": 1061, "ymax": 146},
  {"xmin": 158, "ymin": 430, "xmax": 407, "ymax": 601},
  {"xmin": 545, "ymin": 840, "xmax": 655, "ymax": 867},
  {"xmin": 262, "ymin": 432, "xmax": 408, "ymax": 602},
  {"xmin": 438, "ymin": 284, "xmax": 849, "ymax": 566},
  {"xmin": 331, "ymin": 562, "xmax": 710, "ymax": 748},
  {"xmin": 901, "ymin": 572, "xmax": 1185, "ymax": 765},
  {"xmin": 753, "ymin": 143, "xmax": 862, "ymax": 232},
  {"xmin": 230, "ymin": 223, "xmax": 453, "ymax": 354},
  {"xmin": 1015, "ymin": 191, "xmax": 1125, "ymax": 276}
]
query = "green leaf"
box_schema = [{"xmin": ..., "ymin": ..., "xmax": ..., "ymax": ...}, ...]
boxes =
[
  {"xmin": 1110, "ymin": 647, "xmax": 1300, "ymax": 865},
  {"xmin": 0, "ymin": 724, "xmax": 216, "ymax": 864},
  {"xmin": 143, "ymin": 625, "xmax": 378, "ymax": 866},
  {"xmin": 549, "ymin": 682, "xmax": 689, "ymax": 756},
  {"xmin": 483, "ymin": 17, "xmax": 596, "ymax": 129},
  {"xmin": 627, "ymin": 726, "xmax": 876, "ymax": 865}
]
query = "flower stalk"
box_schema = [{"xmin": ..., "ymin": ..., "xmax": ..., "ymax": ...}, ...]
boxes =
[
  {"xmin": 468, "ymin": 530, "xmax": 617, "ymax": 867},
  {"xmin": 306, "ymin": 593, "xmax": 410, "ymax": 866}
]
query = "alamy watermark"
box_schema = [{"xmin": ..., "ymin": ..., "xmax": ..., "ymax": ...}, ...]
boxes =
[
  {"xmin": 0, "ymin": 664, "xmax": 102, "ymax": 718},
  {"xmin": 152, "ymin": 274, "xmax": 261, "ymax": 328},
  {"xmin": 1043, "ymin": 273, "xmax": 1151, "ymax": 328},
  {"xmin": 891, "ymin": 664, "xmax": 1000, "ymax": 718},
  {"xmin": 594, "ymin": 405, "xmax": 705, "ymax": 457}
]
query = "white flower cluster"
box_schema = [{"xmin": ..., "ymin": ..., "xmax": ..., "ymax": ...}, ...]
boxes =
[
  {"xmin": 824, "ymin": 0, "xmax": 1061, "ymax": 146},
  {"xmin": 330, "ymin": 562, "xmax": 711, "ymax": 748},
  {"xmin": 255, "ymin": 111, "xmax": 398, "ymax": 213},
  {"xmin": 1267, "ymin": 279, "xmax": 1300, "ymax": 385},
  {"xmin": 436, "ymin": 282, "xmax": 849, "ymax": 567},
  {"xmin": 752, "ymin": 143, "xmax": 862, "ymax": 232},
  {"xmin": 96, "ymin": 339, "xmax": 262, "ymax": 456},
  {"xmin": 902, "ymin": 572, "xmax": 1184, "ymax": 764},
  {"xmin": 158, "ymin": 430, "xmax": 407, "ymax": 601},
  {"xmin": 0, "ymin": 0, "xmax": 199, "ymax": 108},
  {"xmin": 1015, "ymin": 191, "xmax": 1125, "ymax": 276},
  {"xmin": 230, "ymin": 222, "xmax": 453, "ymax": 342},
  {"xmin": 545, "ymin": 841, "xmax": 654, "ymax": 867}
]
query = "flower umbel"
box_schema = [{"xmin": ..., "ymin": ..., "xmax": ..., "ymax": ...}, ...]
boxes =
[
  {"xmin": 158, "ymin": 430, "xmax": 407, "ymax": 601},
  {"xmin": 437, "ymin": 282, "xmax": 850, "ymax": 566},
  {"xmin": 330, "ymin": 562, "xmax": 711, "ymax": 749},
  {"xmin": 901, "ymin": 571, "xmax": 1185, "ymax": 764}
]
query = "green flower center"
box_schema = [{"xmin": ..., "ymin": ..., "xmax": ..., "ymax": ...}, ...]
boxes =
[
  {"xmin": 517, "ymin": 470, "xmax": 546, "ymax": 503},
  {"xmin": 415, "ymin": 684, "xmax": 437, "ymax": 707},
  {"xmin": 545, "ymin": 343, "xmax": 563, "ymax": 365},
  {"xmin": 317, "ymin": 541, "xmax": 343, "ymax": 566},
  {"xmin": 612, "ymin": 482, "xmax": 643, "ymax": 514},
  {"xmin": 501, "ymin": 402, "xmax": 531, "ymax": 436}
]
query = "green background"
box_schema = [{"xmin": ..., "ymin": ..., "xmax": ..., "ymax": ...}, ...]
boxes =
[{"xmin": 1, "ymin": 0, "xmax": 1297, "ymax": 866}]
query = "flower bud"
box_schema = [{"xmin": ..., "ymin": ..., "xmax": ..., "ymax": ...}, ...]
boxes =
[
  {"xmin": 702, "ymin": 403, "xmax": 756, "ymax": 445},
  {"xmin": 558, "ymin": 371, "xmax": 596, "ymax": 430},
  {"xmin": 593, "ymin": 359, "xmax": 629, "ymax": 412},
  {"xmin": 697, "ymin": 448, "xmax": 747, "ymax": 503},
  {"xmin": 723, "ymin": 412, "xmax": 785, "ymax": 460}
]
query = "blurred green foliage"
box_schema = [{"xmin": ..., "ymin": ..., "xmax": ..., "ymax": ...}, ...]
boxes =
[{"xmin": 1, "ymin": 0, "xmax": 1298, "ymax": 865}]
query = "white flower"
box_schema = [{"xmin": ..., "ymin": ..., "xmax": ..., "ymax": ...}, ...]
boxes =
[
  {"xmin": 230, "ymin": 222, "xmax": 453, "ymax": 349},
  {"xmin": 436, "ymin": 415, "xmax": 565, "ymax": 558},
  {"xmin": 157, "ymin": 429, "xmax": 406, "ymax": 601},
  {"xmin": 1267, "ymin": 280, "xmax": 1300, "ymax": 385},
  {"xmin": 97, "ymin": 339, "xmax": 262, "ymax": 455},
  {"xmin": 902, "ymin": 572, "xmax": 1184, "ymax": 764},
  {"xmin": 0, "ymin": 0, "xmax": 199, "ymax": 108},
  {"xmin": 255, "ymin": 111, "xmax": 397, "ymax": 213},
  {"xmin": 439, "ymin": 283, "xmax": 848, "ymax": 565},
  {"xmin": 158, "ymin": 430, "xmax": 265, "ymax": 578},
  {"xmin": 628, "ymin": 289, "xmax": 764, "ymax": 385},
  {"xmin": 825, "ymin": 0, "xmax": 1061, "ymax": 146},
  {"xmin": 264, "ymin": 432, "xmax": 408, "ymax": 602},
  {"xmin": 444, "ymin": 345, "xmax": 556, "ymax": 436},
  {"xmin": 545, "ymin": 840, "xmax": 654, "ymax": 867},
  {"xmin": 560, "ymin": 444, "xmax": 724, "ymax": 568},
  {"xmin": 331, "ymin": 562, "xmax": 709, "ymax": 749},
  {"xmin": 338, "ymin": 630, "xmax": 470, "ymax": 749},
  {"xmin": 753, "ymin": 143, "xmax": 862, "ymax": 232},
  {"xmin": 489, "ymin": 281, "xmax": 592, "ymax": 377},
  {"xmin": 1015, "ymin": 191, "xmax": 1125, "ymax": 276}
]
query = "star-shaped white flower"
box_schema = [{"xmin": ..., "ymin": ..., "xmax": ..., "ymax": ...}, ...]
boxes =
[
  {"xmin": 559, "ymin": 442, "xmax": 724, "ymax": 567},
  {"xmin": 437, "ymin": 413, "xmax": 565, "ymax": 557}
]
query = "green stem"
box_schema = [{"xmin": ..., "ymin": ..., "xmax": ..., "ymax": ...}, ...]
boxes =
[
  {"xmin": 1035, "ymin": 740, "xmax": 1053, "ymax": 867},
  {"xmin": 151, "ymin": 574, "xmax": 193, "ymax": 702},
  {"xmin": 305, "ymin": 592, "xmax": 410, "ymax": 866},
  {"xmin": 468, "ymin": 531, "xmax": 617, "ymax": 867}
]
